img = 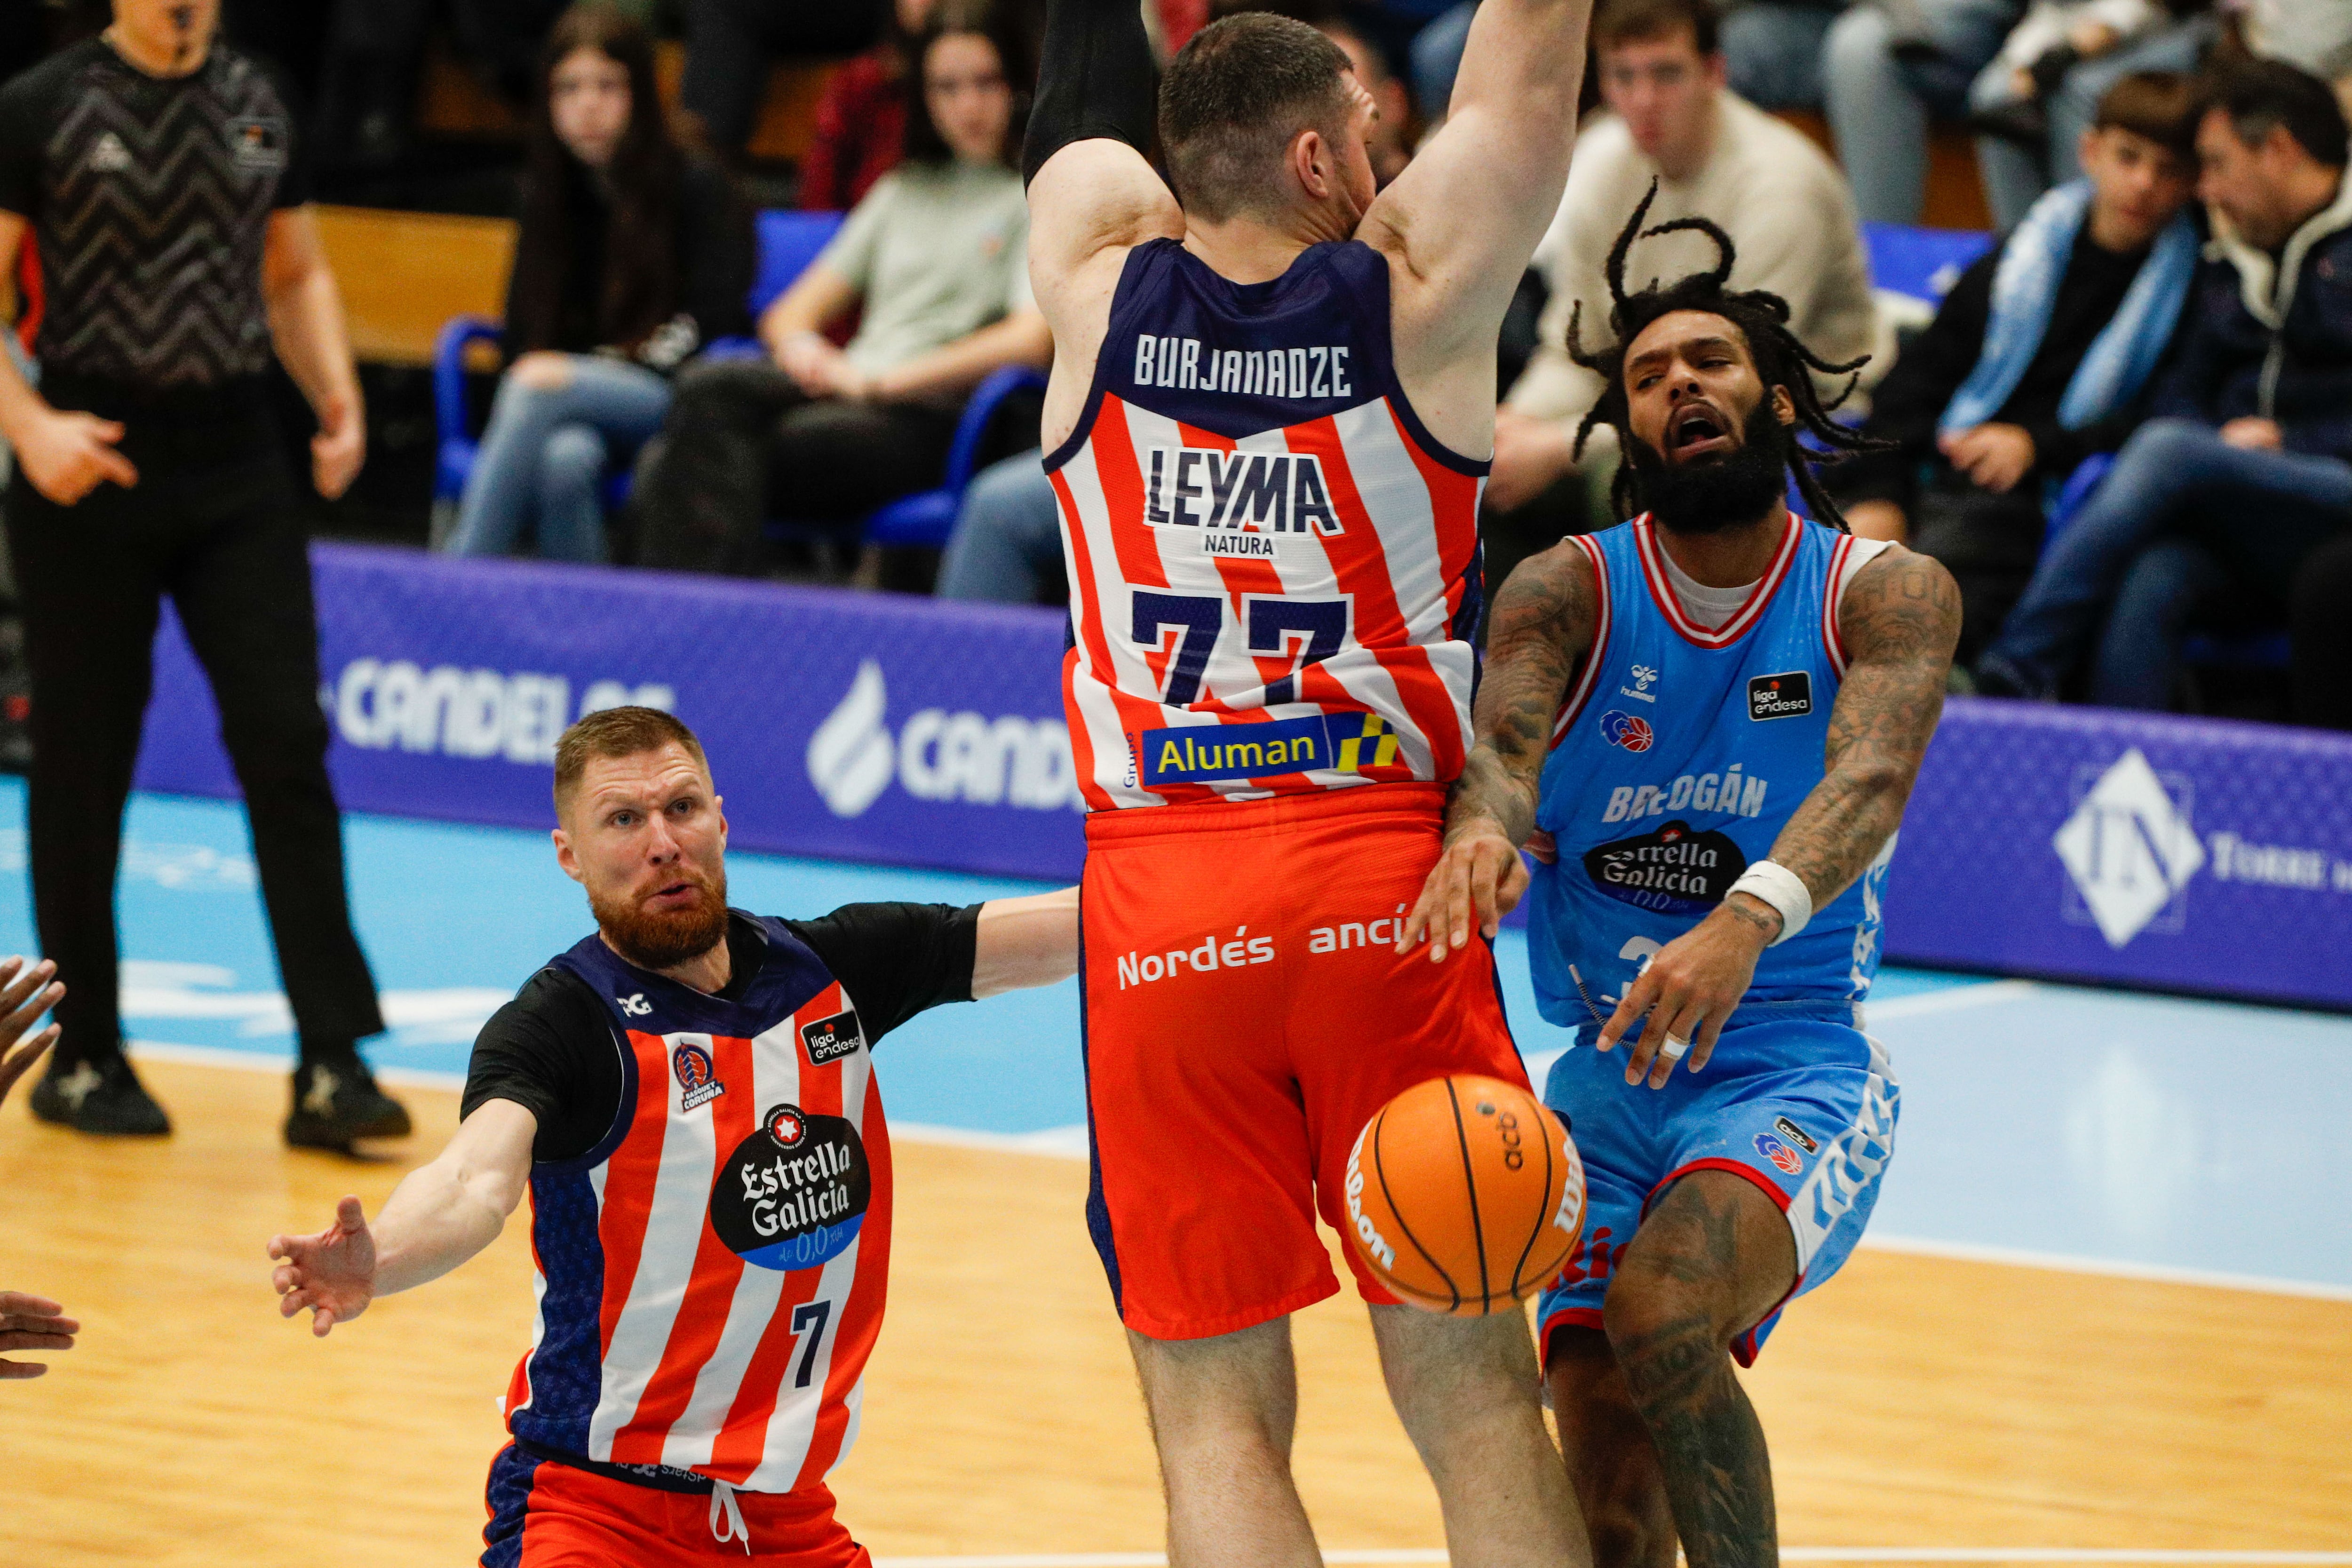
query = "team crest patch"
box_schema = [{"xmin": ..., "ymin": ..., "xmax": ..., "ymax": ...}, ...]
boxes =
[
  {"xmin": 1754, "ymin": 1132, "xmax": 1804, "ymax": 1175},
  {"xmin": 673, "ymin": 1042, "xmax": 724, "ymax": 1111},
  {"xmin": 1598, "ymin": 709, "xmax": 1654, "ymax": 752},
  {"xmin": 708, "ymin": 1102, "xmax": 872, "ymax": 1272},
  {"xmin": 801, "ymin": 1010, "xmax": 863, "ymax": 1067},
  {"xmin": 1748, "ymin": 671, "xmax": 1813, "ymax": 721}
]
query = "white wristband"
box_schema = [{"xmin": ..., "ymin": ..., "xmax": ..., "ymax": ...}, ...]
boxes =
[{"xmin": 1728, "ymin": 860, "xmax": 1812, "ymax": 945}]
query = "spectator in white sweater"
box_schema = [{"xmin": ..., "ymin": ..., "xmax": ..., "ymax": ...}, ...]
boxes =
[{"xmin": 1486, "ymin": 0, "xmax": 1879, "ymax": 574}]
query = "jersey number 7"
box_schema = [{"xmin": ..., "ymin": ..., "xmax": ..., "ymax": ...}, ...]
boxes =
[{"xmin": 1132, "ymin": 592, "xmax": 1351, "ymax": 706}]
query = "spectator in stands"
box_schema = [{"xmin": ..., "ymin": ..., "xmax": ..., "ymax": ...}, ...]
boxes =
[
  {"xmin": 1825, "ymin": 0, "xmax": 2025, "ymax": 224},
  {"xmin": 636, "ymin": 3, "xmax": 1051, "ymax": 576},
  {"xmin": 1831, "ymin": 73, "xmax": 2199, "ymax": 664},
  {"xmin": 1969, "ymin": 0, "xmax": 2216, "ymax": 227},
  {"xmin": 683, "ymin": 0, "xmax": 890, "ymax": 162},
  {"xmin": 1321, "ymin": 15, "xmax": 1415, "ymax": 183},
  {"xmin": 801, "ymin": 0, "xmax": 941, "ymax": 210},
  {"xmin": 1486, "ymin": 0, "xmax": 1875, "ymax": 574},
  {"xmin": 444, "ymin": 6, "xmax": 755, "ymax": 564},
  {"xmin": 2291, "ymin": 533, "xmax": 2352, "ymax": 728},
  {"xmin": 1975, "ymin": 60, "xmax": 2352, "ymax": 707}
]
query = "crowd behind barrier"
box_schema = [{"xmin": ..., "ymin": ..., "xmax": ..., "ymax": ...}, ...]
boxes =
[{"xmin": 129, "ymin": 542, "xmax": 2352, "ymax": 1011}]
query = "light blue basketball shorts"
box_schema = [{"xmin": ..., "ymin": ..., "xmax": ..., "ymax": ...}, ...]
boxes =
[{"xmin": 1535, "ymin": 1006, "xmax": 1899, "ymax": 1367}]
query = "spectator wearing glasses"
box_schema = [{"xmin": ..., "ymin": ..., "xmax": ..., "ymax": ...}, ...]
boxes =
[
  {"xmin": 444, "ymin": 6, "xmax": 755, "ymax": 565},
  {"xmin": 1976, "ymin": 59, "xmax": 2352, "ymax": 708},
  {"xmin": 634, "ymin": 2, "xmax": 1051, "ymax": 577},
  {"xmin": 1831, "ymin": 72, "xmax": 2201, "ymax": 663}
]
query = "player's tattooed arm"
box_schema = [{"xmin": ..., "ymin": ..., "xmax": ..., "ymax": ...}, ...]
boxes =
[
  {"xmin": 1757, "ymin": 544, "xmax": 1960, "ymax": 923},
  {"xmin": 1396, "ymin": 541, "xmax": 1600, "ymax": 960},
  {"xmin": 1604, "ymin": 546, "xmax": 1955, "ymax": 1090}
]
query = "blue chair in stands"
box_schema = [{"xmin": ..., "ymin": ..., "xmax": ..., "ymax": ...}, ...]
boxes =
[
  {"xmin": 2044, "ymin": 453, "xmax": 2291, "ymax": 675},
  {"xmin": 432, "ymin": 208, "xmax": 850, "ymax": 507},
  {"xmin": 1860, "ymin": 222, "xmax": 1995, "ymax": 307}
]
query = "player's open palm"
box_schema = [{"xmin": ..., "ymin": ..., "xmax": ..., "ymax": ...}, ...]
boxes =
[
  {"xmin": 1597, "ymin": 903, "xmax": 1771, "ymax": 1089},
  {"xmin": 270, "ymin": 1195, "xmax": 378, "ymax": 1336}
]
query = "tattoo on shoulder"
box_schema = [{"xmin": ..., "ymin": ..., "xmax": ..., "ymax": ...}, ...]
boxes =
[
  {"xmin": 1841, "ymin": 545, "xmax": 1962, "ymax": 668},
  {"xmin": 1477, "ymin": 541, "xmax": 1600, "ymax": 750}
]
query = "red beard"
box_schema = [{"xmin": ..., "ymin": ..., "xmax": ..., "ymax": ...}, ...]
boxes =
[{"xmin": 591, "ymin": 869, "xmax": 730, "ymax": 971}]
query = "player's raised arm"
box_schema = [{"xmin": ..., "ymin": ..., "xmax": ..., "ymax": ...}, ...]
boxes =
[
  {"xmin": 1398, "ymin": 541, "xmax": 1602, "ymax": 961},
  {"xmin": 267, "ymin": 1098, "xmax": 538, "ymax": 1336},
  {"xmin": 1364, "ymin": 0, "xmax": 1593, "ymax": 382},
  {"xmin": 1023, "ymin": 0, "xmax": 1183, "ymax": 426}
]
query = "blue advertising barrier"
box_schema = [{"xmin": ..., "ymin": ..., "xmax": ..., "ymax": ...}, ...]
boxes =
[
  {"xmin": 135, "ymin": 547, "xmax": 2352, "ymax": 1009},
  {"xmin": 1882, "ymin": 699, "xmax": 2352, "ymax": 1012},
  {"xmin": 134, "ymin": 545, "xmax": 1086, "ymax": 881}
]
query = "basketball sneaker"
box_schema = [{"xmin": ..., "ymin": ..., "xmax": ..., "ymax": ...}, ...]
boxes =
[
  {"xmin": 29, "ymin": 1053, "xmax": 172, "ymax": 1136},
  {"xmin": 285, "ymin": 1055, "xmax": 413, "ymax": 1152}
]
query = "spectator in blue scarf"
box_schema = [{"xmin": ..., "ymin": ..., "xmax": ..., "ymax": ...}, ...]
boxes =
[
  {"xmin": 1977, "ymin": 59, "xmax": 2352, "ymax": 706},
  {"xmin": 1829, "ymin": 71, "xmax": 2200, "ymax": 663}
]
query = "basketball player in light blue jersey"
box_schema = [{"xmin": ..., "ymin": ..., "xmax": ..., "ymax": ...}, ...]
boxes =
[{"xmin": 1399, "ymin": 191, "xmax": 1961, "ymax": 1568}]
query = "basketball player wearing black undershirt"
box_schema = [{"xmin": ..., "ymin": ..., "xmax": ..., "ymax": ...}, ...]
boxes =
[
  {"xmin": 0, "ymin": 0, "xmax": 389, "ymax": 1143},
  {"xmin": 464, "ymin": 903, "xmax": 982, "ymax": 1162}
]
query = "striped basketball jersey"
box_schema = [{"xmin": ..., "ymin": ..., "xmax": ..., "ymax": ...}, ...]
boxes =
[
  {"xmin": 1527, "ymin": 515, "xmax": 1896, "ymax": 1027},
  {"xmin": 1047, "ymin": 238, "xmax": 1487, "ymax": 812},
  {"xmin": 504, "ymin": 918, "xmax": 890, "ymax": 1493}
]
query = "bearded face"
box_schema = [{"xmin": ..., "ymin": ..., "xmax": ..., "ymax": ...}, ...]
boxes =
[
  {"xmin": 1624, "ymin": 394, "xmax": 1793, "ymax": 536},
  {"xmin": 589, "ymin": 862, "xmax": 730, "ymax": 971}
]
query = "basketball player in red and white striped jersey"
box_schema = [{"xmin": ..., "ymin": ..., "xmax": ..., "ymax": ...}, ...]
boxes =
[
  {"xmin": 267, "ymin": 708, "xmax": 1077, "ymax": 1566},
  {"xmin": 1024, "ymin": 0, "xmax": 1596, "ymax": 1561}
]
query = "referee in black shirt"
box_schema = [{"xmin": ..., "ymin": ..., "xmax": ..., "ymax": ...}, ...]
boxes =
[{"xmin": 0, "ymin": 0, "xmax": 407, "ymax": 1146}]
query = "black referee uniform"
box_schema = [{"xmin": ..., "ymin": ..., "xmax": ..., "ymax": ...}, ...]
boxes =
[{"xmin": 0, "ymin": 35, "xmax": 404, "ymax": 1144}]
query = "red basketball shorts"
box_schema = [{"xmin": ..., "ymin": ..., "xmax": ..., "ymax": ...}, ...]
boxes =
[
  {"xmin": 481, "ymin": 1444, "xmax": 870, "ymax": 1568},
  {"xmin": 1081, "ymin": 781, "xmax": 1528, "ymax": 1340}
]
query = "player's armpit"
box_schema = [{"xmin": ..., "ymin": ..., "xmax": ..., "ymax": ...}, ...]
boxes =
[
  {"xmin": 1769, "ymin": 544, "xmax": 1959, "ymax": 910},
  {"xmin": 1365, "ymin": 0, "xmax": 1593, "ymax": 369}
]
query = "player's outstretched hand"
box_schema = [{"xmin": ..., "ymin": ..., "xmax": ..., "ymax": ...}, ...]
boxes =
[
  {"xmin": 0, "ymin": 1292, "xmax": 77, "ymax": 1379},
  {"xmin": 1596, "ymin": 902, "xmax": 1773, "ymax": 1089},
  {"xmin": 1396, "ymin": 823, "xmax": 1530, "ymax": 962},
  {"xmin": 0, "ymin": 955, "xmax": 64, "ymax": 1105},
  {"xmin": 269, "ymin": 1196, "xmax": 379, "ymax": 1337}
]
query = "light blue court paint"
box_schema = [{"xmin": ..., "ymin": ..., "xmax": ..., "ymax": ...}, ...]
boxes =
[{"xmin": 0, "ymin": 780, "xmax": 2344, "ymax": 1295}]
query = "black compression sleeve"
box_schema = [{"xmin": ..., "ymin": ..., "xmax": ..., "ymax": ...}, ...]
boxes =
[{"xmin": 1022, "ymin": 0, "xmax": 1160, "ymax": 186}]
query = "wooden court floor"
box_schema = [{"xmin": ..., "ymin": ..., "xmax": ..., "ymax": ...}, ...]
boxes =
[{"xmin": 1, "ymin": 1060, "xmax": 2346, "ymax": 1566}]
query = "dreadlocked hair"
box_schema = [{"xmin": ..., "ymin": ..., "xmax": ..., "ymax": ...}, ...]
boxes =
[{"xmin": 1565, "ymin": 182, "xmax": 1894, "ymax": 533}]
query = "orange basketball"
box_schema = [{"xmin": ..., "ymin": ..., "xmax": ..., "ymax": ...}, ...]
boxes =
[{"xmin": 1342, "ymin": 1074, "xmax": 1586, "ymax": 1316}]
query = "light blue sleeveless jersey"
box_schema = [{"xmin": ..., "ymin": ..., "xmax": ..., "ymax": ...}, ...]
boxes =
[{"xmin": 1526, "ymin": 515, "xmax": 1892, "ymax": 1028}]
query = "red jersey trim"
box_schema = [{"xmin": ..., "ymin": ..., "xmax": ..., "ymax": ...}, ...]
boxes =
[
  {"xmin": 1551, "ymin": 533, "xmax": 1613, "ymax": 747},
  {"xmin": 1821, "ymin": 531, "xmax": 1856, "ymax": 677},
  {"xmin": 1631, "ymin": 513, "xmax": 1801, "ymax": 649}
]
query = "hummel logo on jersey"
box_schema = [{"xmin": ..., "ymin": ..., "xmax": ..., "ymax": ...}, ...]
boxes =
[
  {"xmin": 1133, "ymin": 334, "xmax": 1353, "ymax": 400},
  {"xmin": 1618, "ymin": 664, "xmax": 1660, "ymax": 704},
  {"xmin": 618, "ymin": 993, "xmax": 652, "ymax": 1017},
  {"xmin": 1748, "ymin": 671, "xmax": 1813, "ymax": 721},
  {"xmin": 87, "ymin": 132, "xmax": 130, "ymax": 173},
  {"xmin": 1144, "ymin": 446, "xmax": 1342, "ymax": 549}
]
